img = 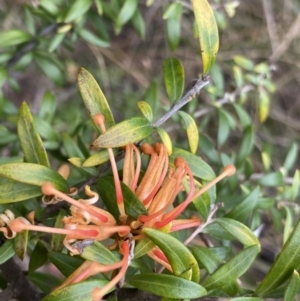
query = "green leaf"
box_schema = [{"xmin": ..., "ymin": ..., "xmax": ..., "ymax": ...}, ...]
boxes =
[
  {"xmin": 214, "ymin": 218, "xmax": 260, "ymax": 247},
  {"xmin": 18, "ymin": 102, "xmax": 50, "ymax": 167},
  {"xmin": 258, "ymin": 88, "xmax": 270, "ymax": 123},
  {"xmin": 192, "ymin": 0, "xmax": 219, "ymax": 75},
  {"xmin": 225, "ymin": 186, "xmax": 260, "ymax": 222},
  {"xmin": 236, "ymin": 125, "xmax": 254, "ymax": 165},
  {"xmin": 0, "ymin": 240, "xmax": 15, "ymax": 264},
  {"xmin": 217, "ymin": 109, "xmax": 230, "ymax": 146},
  {"xmin": 284, "ymin": 270, "xmax": 300, "ymax": 301},
  {"xmin": 0, "ymin": 29, "xmax": 31, "ymax": 47},
  {"xmin": 48, "ymin": 252, "xmax": 85, "ymax": 277},
  {"xmin": 163, "ymin": 3, "xmax": 182, "ymax": 19},
  {"xmin": 38, "ymin": 91, "xmax": 57, "ymax": 122},
  {"xmin": 203, "ymin": 222, "xmax": 236, "ymax": 240},
  {"xmin": 258, "ymin": 172, "xmax": 283, "ymax": 187},
  {"xmin": 170, "ymin": 147, "xmax": 215, "ymax": 180},
  {"xmin": 0, "ymin": 180, "xmax": 42, "ymax": 204},
  {"xmin": 178, "ymin": 111, "xmax": 198, "ymax": 154},
  {"xmin": 50, "ymin": 209, "xmax": 67, "ymax": 252},
  {"xmin": 283, "ymin": 206, "xmax": 293, "ymax": 244},
  {"xmin": 0, "ymin": 163, "xmax": 68, "ymax": 192},
  {"xmin": 137, "ymin": 101, "xmax": 153, "ymax": 122},
  {"xmin": 255, "ymin": 218, "xmax": 300, "ymax": 296},
  {"xmin": 166, "ymin": 18, "xmax": 181, "ymax": 51},
  {"xmin": 83, "ymin": 149, "xmax": 115, "ymax": 167},
  {"xmin": 78, "ymin": 28, "xmax": 110, "ymax": 47},
  {"xmin": 291, "ymin": 170, "xmax": 300, "ymax": 200},
  {"xmin": 64, "ymin": 0, "xmax": 93, "ymax": 22},
  {"xmin": 143, "ymin": 228, "xmax": 200, "ymax": 282},
  {"xmin": 189, "ymin": 245, "xmax": 224, "ymax": 274},
  {"xmin": 95, "ymin": 0, "xmax": 103, "ymax": 15},
  {"xmin": 116, "ymin": 0, "xmax": 138, "ymax": 27},
  {"xmin": 41, "ymin": 279, "xmax": 109, "ymax": 301},
  {"xmin": 126, "ymin": 274, "xmax": 206, "ymax": 299},
  {"xmin": 81, "ymin": 241, "xmax": 119, "ymax": 265},
  {"xmin": 131, "ymin": 9, "xmax": 145, "ymax": 39},
  {"xmin": 92, "ymin": 117, "xmax": 153, "ymax": 148},
  {"xmin": 35, "ymin": 53, "xmax": 64, "ymax": 86},
  {"xmin": 29, "ymin": 240, "xmax": 48, "ymax": 273},
  {"xmin": 156, "ymin": 127, "xmax": 172, "ymax": 155},
  {"xmin": 202, "ymin": 245, "xmax": 260, "ymax": 290},
  {"xmin": 233, "ymin": 55, "xmax": 254, "ymax": 71},
  {"xmin": 48, "ymin": 33, "xmax": 66, "ymax": 52},
  {"xmin": 134, "ymin": 237, "xmax": 156, "ymax": 259},
  {"xmin": 78, "ymin": 68, "xmax": 115, "ymax": 129},
  {"xmin": 14, "ymin": 230, "xmax": 28, "ymax": 260},
  {"xmin": 229, "ymin": 297, "xmax": 262, "ymax": 301},
  {"xmin": 97, "ymin": 176, "xmax": 148, "ymax": 219},
  {"xmin": 283, "ymin": 143, "xmax": 298, "ymax": 172},
  {"xmin": 33, "ymin": 116, "xmax": 59, "ymax": 141},
  {"xmin": 28, "ymin": 272, "xmax": 61, "ymax": 294},
  {"xmin": 163, "ymin": 58, "xmax": 185, "ymax": 102}
]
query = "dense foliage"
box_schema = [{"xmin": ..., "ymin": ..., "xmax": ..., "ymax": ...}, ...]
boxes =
[{"xmin": 0, "ymin": 1, "xmax": 300, "ymax": 301}]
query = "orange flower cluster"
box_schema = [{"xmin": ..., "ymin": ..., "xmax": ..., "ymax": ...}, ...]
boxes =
[{"xmin": 0, "ymin": 114, "xmax": 236, "ymax": 300}]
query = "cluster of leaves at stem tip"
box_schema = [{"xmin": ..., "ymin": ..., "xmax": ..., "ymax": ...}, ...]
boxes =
[{"xmin": 0, "ymin": 1, "xmax": 300, "ymax": 301}]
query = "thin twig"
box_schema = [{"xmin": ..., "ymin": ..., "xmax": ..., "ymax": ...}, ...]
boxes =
[
  {"xmin": 262, "ymin": 0, "xmax": 279, "ymax": 54},
  {"xmin": 152, "ymin": 76, "xmax": 210, "ymax": 128},
  {"xmin": 184, "ymin": 203, "xmax": 220, "ymax": 245}
]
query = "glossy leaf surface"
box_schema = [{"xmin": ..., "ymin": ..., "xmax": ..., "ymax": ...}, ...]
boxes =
[
  {"xmin": 143, "ymin": 228, "xmax": 200, "ymax": 282},
  {"xmin": 137, "ymin": 101, "xmax": 153, "ymax": 122},
  {"xmin": 202, "ymin": 245, "xmax": 260, "ymax": 290},
  {"xmin": 92, "ymin": 117, "xmax": 153, "ymax": 148},
  {"xmin": 97, "ymin": 176, "xmax": 148, "ymax": 219},
  {"xmin": 192, "ymin": 0, "xmax": 219, "ymax": 75},
  {"xmin": 0, "ymin": 29, "xmax": 31, "ymax": 47},
  {"xmin": 48, "ymin": 252, "xmax": 85, "ymax": 277},
  {"xmin": 18, "ymin": 102, "xmax": 50, "ymax": 166},
  {"xmin": 0, "ymin": 180, "xmax": 42, "ymax": 203},
  {"xmin": 126, "ymin": 274, "xmax": 206, "ymax": 299},
  {"xmin": 214, "ymin": 218, "xmax": 260, "ymax": 247},
  {"xmin": 0, "ymin": 163, "xmax": 68, "ymax": 192},
  {"xmin": 156, "ymin": 127, "xmax": 172, "ymax": 155},
  {"xmin": 81, "ymin": 241, "xmax": 119, "ymax": 264},
  {"xmin": 178, "ymin": 111, "xmax": 199, "ymax": 154},
  {"xmin": 41, "ymin": 279, "xmax": 109, "ymax": 301},
  {"xmin": 78, "ymin": 68, "xmax": 115, "ymax": 129},
  {"xmin": 283, "ymin": 270, "xmax": 300, "ymax": 301},
  {"xmin": 0, "ymin": 240, "xmax": 15, "ymax": 264},
  {"xmin": 163, "ymin": 58, "xmax": 185, "ymax": 102},
  {"xmin": 256, "ymin": 218, "xmax": 300, "ymax": 296},
  {"xmin": 170, "ymin": 147, "xmax": 215, "ymax": 180}
]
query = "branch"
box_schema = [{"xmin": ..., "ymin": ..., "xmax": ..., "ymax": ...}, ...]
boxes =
[
  {"xmin": 152, "ymin": 76, "xmax": 210, "ymax": 128},
  {"xmin": 5, "ymin": 23, "xmax": 63, "ymax": 69}
]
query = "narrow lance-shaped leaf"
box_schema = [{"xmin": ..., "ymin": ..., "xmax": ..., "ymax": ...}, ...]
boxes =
[
  {"xmin": 163, "ymin": 58, "xmax": 185, "ymax": 102},
  {"xmin": 126, "ymin": 274, "xmax": 207, "ymax": 299},
  {"xmin": 143, "ymin": 228, "xmax": 200, "ymax": 282},
  {"xmin": 64, "ymin": 0, "xmax": 92, "ymax": 23},
  {"xmin": 225, "ymin": 186, "xmax": 260, "ymax": 222},
  {"xmin": 137, "ymin": 101, "xmax": 153, "ymax": 122},
  {"xmin": 0, "ymin": 180, "xmax": 42, "ymax": 204},
  {"xmin": 170, "ymin": 147, "xmax": 215, "ymax": 180},
  {"xmin": 0, "ymin": 240, "xmax": 15, "ymax": 264},
  {"xmin": 0, "ymin": 29, "xmax": 32, "ymax": 47},
  {"xmin": 0, "ymin": 163, "xmax": 68, "ymax": 192},
  {"xmin": 156, "ymin": 127, "xmax": 172, "ymax": 155},
  {"xmin": 92, "ymin": 117, "xmax": 153, "ymax": 148},
  {"xmin": 283, "ymin": 270, "xmax": 300, "ymax": 301},
  {"xmin": 192, "ymin": 0, "xmax": 219, "ymax": 75},
  {"xmin": 255, "ymin": 218, "xmax": 300, "ymax": 296},
  {"xmin": 178, "ymin": 111, "xmax": 199, "ymax": 154},
  {"xmin": 78, "ymin": 68, "xmax": 115, "ymax": 130},
  {"xmin": 202, "ymin": 245, "xmax": 260, "ymax": 290},
  {"xmin": 214, "ymin": 217, "xmax": 260, "ymax": 247},
  {"xmin": 18, "ymin": 102, "xmax": 50, "ymax": 167},
  {"xmin": 14, "ymin": 230, "xmax": 28, "ymax": 260},
  {"xmin": 41, "ymin": 280, "xmax": 110, "ymax": 301}
]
